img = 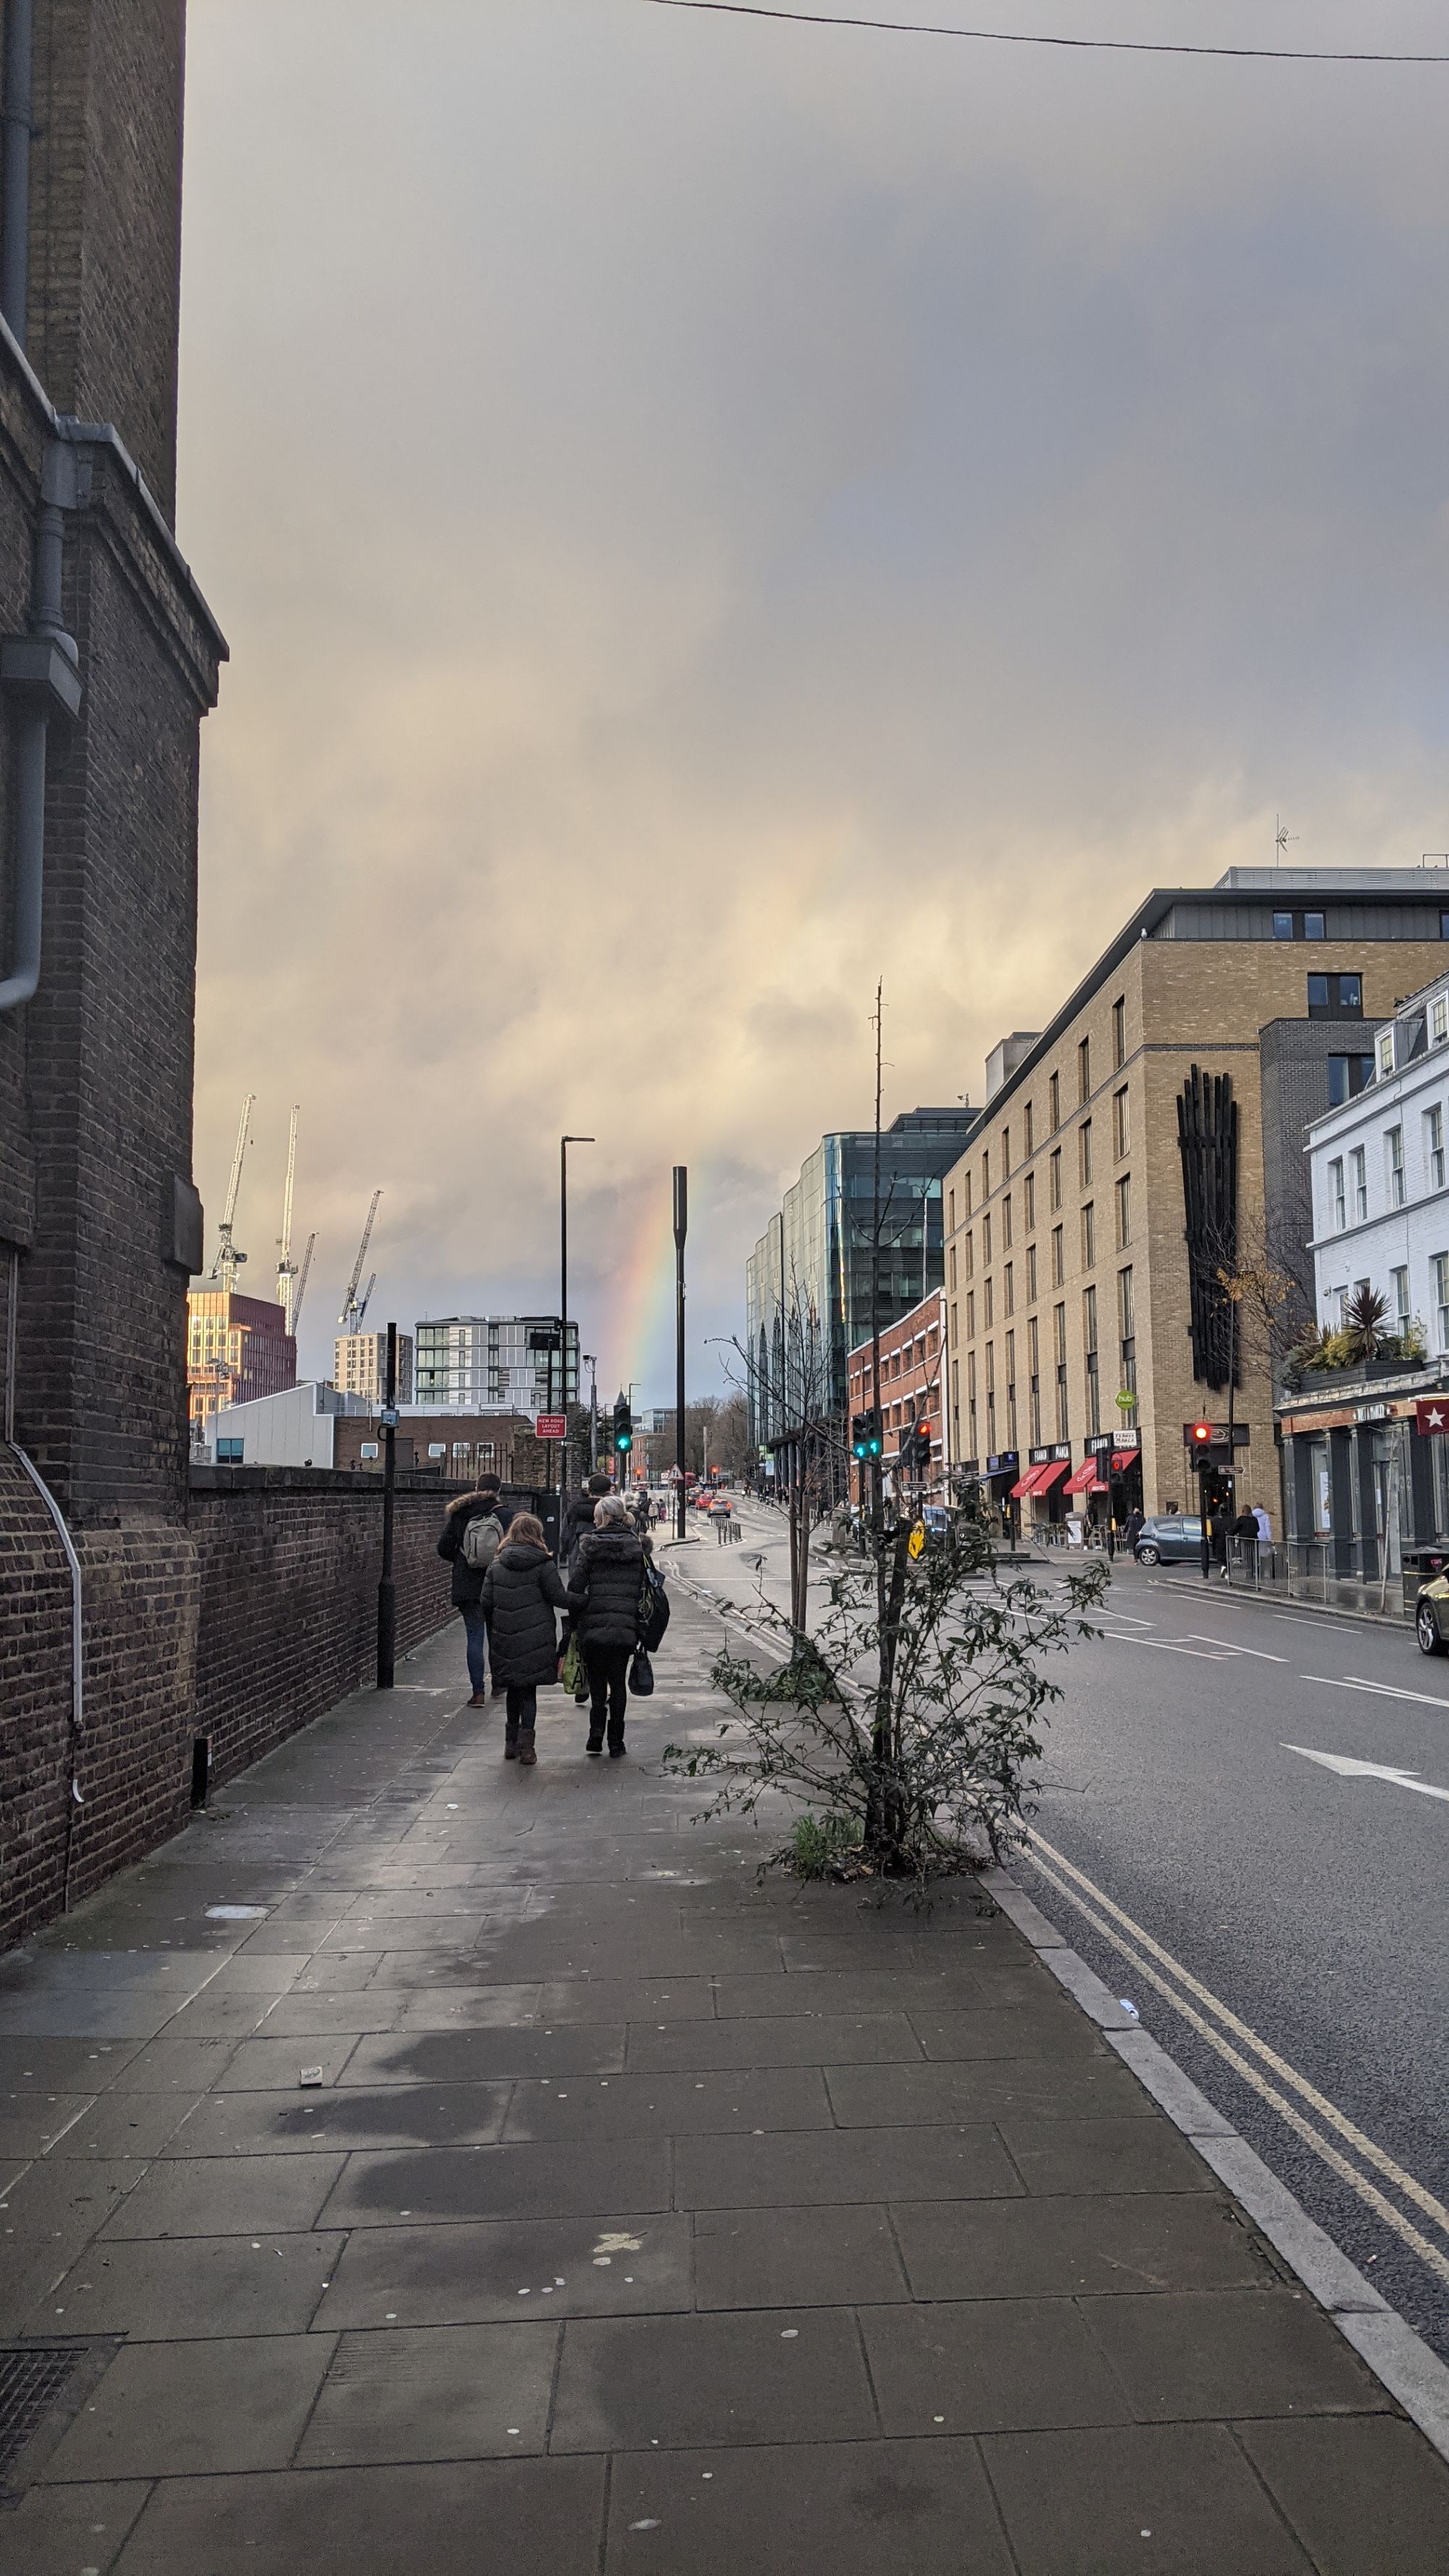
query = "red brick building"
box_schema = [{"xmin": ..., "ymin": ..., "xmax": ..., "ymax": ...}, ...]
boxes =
[{"xmin": 847, "ymin": 1290, "xmax": 948, "ymax": 1499}]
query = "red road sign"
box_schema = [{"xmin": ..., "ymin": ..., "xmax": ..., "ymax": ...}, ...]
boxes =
[{"xmin": 535, "ymin": 1413, "xmax": 567, "ymax": 1441}]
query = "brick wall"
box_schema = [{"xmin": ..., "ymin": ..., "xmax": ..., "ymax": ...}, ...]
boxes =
[{"xmin": 191, "ymin": 1470, "xmax": 459, "ymax": 1789}]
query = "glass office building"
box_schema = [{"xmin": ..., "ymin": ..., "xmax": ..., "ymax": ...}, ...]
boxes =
[{"xmin": 414, "ymin": 1316, "xmax": 580, "ymax": 1413}]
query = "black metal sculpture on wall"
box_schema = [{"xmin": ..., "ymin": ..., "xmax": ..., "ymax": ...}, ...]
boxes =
[{"xmin": 1177, "ymin": 1064, "xmax": 1239, "ymax": 1391}]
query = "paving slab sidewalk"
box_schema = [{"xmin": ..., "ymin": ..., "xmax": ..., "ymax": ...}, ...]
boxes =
[{"xmin": 0, "ymin": 1584, "xmax": 1445, "ymax": 2572}]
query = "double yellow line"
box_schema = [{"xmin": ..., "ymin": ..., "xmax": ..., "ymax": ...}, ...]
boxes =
[{"xmin": 1028, "ymin": 1827, "xmax": 1449, "ymax": 2291}]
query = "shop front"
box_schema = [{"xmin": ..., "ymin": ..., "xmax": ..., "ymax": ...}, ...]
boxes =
[
  {"xmin": 1011, "ymin": 1444, "xmax": 1072, "ymax": 1537},
  {"xmin": 983, "ymin": 1450, "xmax": 1021, "ymax": 1544}
]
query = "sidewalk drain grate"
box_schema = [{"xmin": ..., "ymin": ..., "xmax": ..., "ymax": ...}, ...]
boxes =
[{"xmin": 0, "ymin": 2346, "xmax": 89, "ymax": 2480}]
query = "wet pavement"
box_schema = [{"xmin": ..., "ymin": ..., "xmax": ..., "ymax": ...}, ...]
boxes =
[{"xmin": 1, "ymin": 1580, "xmax": 1446, "ymax": 2571}]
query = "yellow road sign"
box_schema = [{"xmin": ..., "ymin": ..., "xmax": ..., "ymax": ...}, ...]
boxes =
[{"xmin": 908, "ymin": 1521, "xmax": 926, "ymax": 1560}]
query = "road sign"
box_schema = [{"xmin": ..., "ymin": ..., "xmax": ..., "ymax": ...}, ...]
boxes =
[
  {"xmin": 908, "ymin": 1521, "xmax": 926, "ymax": 1560},
  {"xmin": 1415, "ymin": 1397, "xmax": 1449, "ymax": 1436},
  {"xmin": 535, "ymin": 1413, "xmax": 567, "ymax": 1441}
]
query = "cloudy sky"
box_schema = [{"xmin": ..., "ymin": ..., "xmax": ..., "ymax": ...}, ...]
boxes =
[{"xmin": 179, "ymin": 0, "xmax": 1449, "ymax": 1400}]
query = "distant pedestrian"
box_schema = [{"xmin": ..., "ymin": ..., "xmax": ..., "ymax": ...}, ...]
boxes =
[
  {"xmin": 562, "ymin": 1471, "xmax": 613, "ymax": 1572},
  {"xmin": 710, "ymin": 1491, "xmax": 732, "ymax": 1544},
  {"xmin": 478, "ymin": 1513, "xmax": 570, "ymax": 1766},
  {"xmin": 1124, "ymin": 1505, "xmax": 1145, "ymax": 1556},
  {"xmin": 437, "ymin": 1476, "xmax": 513, "ymax": 1707},
  {"xmin": 569, "ymin": 1492, "xmax": 649, "ymax": 1757},
  {"xmin": 630, "ymin": 1489, "xmax": 651, "ymax": 1536},
  {"xmin": 1252, "ymin": 1502, "xmax": 1272, "ymax": 1542}
]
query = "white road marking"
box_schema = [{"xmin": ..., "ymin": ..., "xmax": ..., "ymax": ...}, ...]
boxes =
[
  {"xmin": 1178, "ymin": 1636, "xmax": 1288, "ymax": 1663},
  {"xmin": 1098, "ymin": 1635, "xmax": 1230, "ymax": 1660},
  {"xmin": 1027, "ymin": 1827, "xmax": 1449, "ymax": 2280},
  {"xmin": 1283, "ymin": 1744, "xmax": 1449, "ymax": 1804},
  {"xmin": 1302, "ymin": 1673, "xmax": 1449, "ymax": 1713}
]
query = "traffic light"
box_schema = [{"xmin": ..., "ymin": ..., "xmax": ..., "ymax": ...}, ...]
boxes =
[
  {"xmin": 1187, "ymin": 1420, "xmax": 1215, "ymax": 1451},
  {"xmin": 905, "ymin": 1420, "xmax": 932, "ymax": 1471},
  {"xmin": 851, "ymin": 1410, "xmax": 884, "ymax": 1461},
  {"xmin": 613, "ymin": 1394, "xmax": 632, "ymax": 1455}
]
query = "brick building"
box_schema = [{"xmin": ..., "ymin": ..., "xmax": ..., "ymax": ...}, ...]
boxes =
[
  {"xmin": 0, "ymin": 3, "xmax": 227, "ymax": 1939},
  {"xmin": 846, "ymin": 1290, "xmax": 947, "ymax": 1501},
  {"xmin": 942, "ymin": 868, "xmax": 1449, "ymax": 1537},
  {"xmin": 188, "ymin": 1289, "xmax": 296, "ymax": 1433}
]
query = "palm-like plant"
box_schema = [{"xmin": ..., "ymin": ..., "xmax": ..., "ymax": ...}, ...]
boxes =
[{"xmin": 1342, "ymin": 1283, "xmax": 1390, "ymax": 1362}]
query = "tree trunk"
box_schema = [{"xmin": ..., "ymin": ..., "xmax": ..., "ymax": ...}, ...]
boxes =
[{"xmin": 866, "ymin": 1518, "xmax": 911, "ymax": 1865}]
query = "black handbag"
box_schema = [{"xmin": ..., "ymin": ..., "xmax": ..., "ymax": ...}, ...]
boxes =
[
  {"xmin": 637, "ymin": 1559, "xmax": 671, "ymax": 1652},
  {"xmin": 628, "ymin": 1647, "xmax": 655, "ymax": 1697}
]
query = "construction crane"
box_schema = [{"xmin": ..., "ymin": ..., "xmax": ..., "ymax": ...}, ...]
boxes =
[
  {"xmin": 212, "ymin": 1093, "xmax": 255, "ymax": 1295},
  {"xmin": 291, "ymin": 1232, "xmax": 316, "ymax": 1337},
  {"xmin": 356, "ymin": 1271, "xmax": 377, "ymax": 1329},
  {"xmin": 275, "ymin": 1105, "xmax": 300, "ymax": 1330},
  {"xmin": 339, "ymin": 1191, "xmax": 382, "ymax": 1335}
]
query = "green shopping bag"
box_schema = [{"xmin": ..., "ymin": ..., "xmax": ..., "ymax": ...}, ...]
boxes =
[{"xmin": 559, "ymin": 1631, "xmax": 585, "ymax": 1695}]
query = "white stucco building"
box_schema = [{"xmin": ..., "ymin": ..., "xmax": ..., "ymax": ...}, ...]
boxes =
[{"xmin": 1309, "ymin": 966, "xmax": 1449, "ymax": 1355}]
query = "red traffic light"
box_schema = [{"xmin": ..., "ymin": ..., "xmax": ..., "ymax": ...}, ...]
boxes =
[{"xmin": 1189, "ymin": 1421, "xmax": 1214, "ymax": 1446}]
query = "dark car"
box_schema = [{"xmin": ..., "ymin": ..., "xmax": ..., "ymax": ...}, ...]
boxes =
[
  {"xmin": 1133, "ymin": 1514, "xmax": 1204, "ymax": 1566},
  {"xmin": 1414, "ymin": 1571, "xmax": 1449, "ymax": 1656}
]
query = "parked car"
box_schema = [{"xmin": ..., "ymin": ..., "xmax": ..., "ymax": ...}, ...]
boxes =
[
  {"xmin": 1414, "ymin": 1571, "xmax": 1449, "ymax": 1655},
  {"xmin": 1133, "ymin": 1514, "xmax": 1204, "ymax": 1566}
]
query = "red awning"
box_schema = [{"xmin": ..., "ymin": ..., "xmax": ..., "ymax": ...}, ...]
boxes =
[
  {"xmin": 1032, "ymin": 1458, "xmax": 1071, "ymax": 1495},
  {"xmin": 1111, "ymin": 1450, "xmax": 1140, "ymax": 1473},
  {"xmin": 1063, "ymin": 1458, "xmax": 1106, "ymax": 1497},
  {"xmin": 1011, "ymin": 1463, "xmax": 1048, "ymax": 1499}
]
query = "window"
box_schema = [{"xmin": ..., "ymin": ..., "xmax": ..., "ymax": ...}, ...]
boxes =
[
  {"xmin": 1272, "ymin": 911, "xmax": 1293, "ymax": 940},
  {"xmin": 948, "ymin": 1187, "xmax": 956, "ymax": 1233},
  {"xmin": 1388, "ymin": 1125, "xmax": 1406, "ymax": 1207},
  {"xmin": 1079, "ymin": 1121, "xmax": 1093, "ymax": 1187},
  {"xmin": 1112, "ymin": 995, "xmax": 1126, "ymax": 1067},
  {"xmin": 1048, "ymin": 1071, "xmax": 1061, "ymax": 1129},
  {"xmin": 984, "ymin": 1276, "xmax": 995, "ymax": 1327},
  {"xmin": 1053, "ymin": 1302, "xmax": 1069, "ymax": 1441},
  {"xmin": 983, "ymin": 1213, "xmax": 993, "ymax": 1265},
  {"xmin": 964, "ymin": 1229, "xmax": 974, "ymax": 1276},
  {"xmin": 1116, "ymin": 1174, "xmax": 1132, "ymax": 1248},
  {"xmin": 1024, "ymin": 1170, "xmax": 1035, "ymax": 1230},
  {"xmin": 948, "ymin": 1242, "xmax": 957, "ymax": 1292},
  {"xmin": 1083, "ymin": 1287, "xmax": 1100, "ymax": 1437},
  {"xmin": 427, "ymin": 1442, "xmax": 446, "ymax": 1459},
  {"xmin": 1113, "ymin": 1086, "xmax": 1129, "ymax": 1158},
  {"xmin": 1308, "ymin": 973, "xmax": 1365, "ymax": 1020},
  {"xmin": 1049, "ymin": 1147, "xmax": 1062, "ymax": 1210},
  {"xmin": 1077, "ymin": 1035, "xmax": 1091, "ymax": 1103},
  {"xmin": 1118, "ymin": 1264, "xmax": 1135, "ymax": 1340},
  {"xmin": 1004, "ymin": 1260, "xmax": 1014, "ymax": 1316},
  {"xmin": 1392, "ymin": 1266, "xmax": 1411, "ymax": 1329},
  {"xmin": 1435, "ymin": 998, "xmax": 1449, "ymax": 1047},
  {"xmin": 360, "ymin": 1442, "xmax": 380, "ymax": 1461},
  {"xmin": 1051, "ymin": 1224, "xmax": 1064, "ymax": 1286},
  {"xmin": 1304, "ymin": 911, "xmax": 1325, "ymax": 940},
  {"xmin": 1436, "ymin": 1254, "xmax": 1449, "ymax": 1353},
  {"xmin": 1003, "ymin": 1193, "xmax": 1014, "ymax": 1249},
  {"xmin": 1026, "ymin": 1242, "xmax": 1037, "ymax": 1303},
  {"xmin": 982, "ymin": 1150, "xmax": 990, "ymax": 1200},
  {"xmin": 964, "ymin": 1172, "xmax": 973, "ymax": 1218},
  {"xmin": 1024, "ymin": 1101, "xmax": 1035, "ymax": 1153},
  {"xmin": 1002, "ymin": 1126, "xmax": 1011, "ymax": 1176},
  {"xmin": 1006, "ymin": 1330, "xmax": 1017, "ymax": 1447},
  {"xmin": 1329, "ymin": 1158, "xmax": 1346, "ymax": 1230},
  {"xmin": 1081, "ymin": 1202, "xmax": 1095, "ymax": 1267},
  {"xmin": 966, "ymin": 1290, "xmax": 975, "ymax": 1339},
  {"xmin": 1377, "ymin": 1029, "xmax": 1395, "ymax": 1076},
  {"xmin": 1428, "ymin": 1105, "xmax": 1445, "ymax": 1192},
  {"xmin": 216, "ymin": 1437, "xmax": 243, "ymax": 1462},
  {"xmin": 1327, "ymin": 1054, "xmax": 1374, "ymax": 1107},
  {"xmin": 1028, "ymin": 1314, "xmax": 1041, "ymax": 1447}
]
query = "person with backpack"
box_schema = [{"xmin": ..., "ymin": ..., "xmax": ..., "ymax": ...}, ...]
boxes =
[
  {"xmin": 478, "ymin": 1513, "xmax": 570, "ymax": 1765},
  {"xmin": 569, "ymin": 1491, "xmax": 650, "ymax": 1757},
  {"xmin": 437, "ymin": 1476, "xmax": 512, "ymax": 1707}
]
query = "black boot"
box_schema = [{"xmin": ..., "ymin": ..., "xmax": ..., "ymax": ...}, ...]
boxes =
[
  {"xmin": 585, "ymin": 1725, "xmax": 604, "ymax": 1755},
  {"xmin": 517, "ymin": 1731, "xmax": 538, "ymax": 1768},
  {"xmin": 504, "ymin": 1728, "xmax": 519, "ymax": 1760}
]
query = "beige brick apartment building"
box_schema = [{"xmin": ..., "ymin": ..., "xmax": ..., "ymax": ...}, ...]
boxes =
[{"xmin": 943, "ymin": 868, "xmax": 1449, "ymax": 1530}]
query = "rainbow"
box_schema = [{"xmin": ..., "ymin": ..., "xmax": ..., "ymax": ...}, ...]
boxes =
[{"xmin": 596, "ymin": 1169, "xmax": 678, "ymax": 1404}]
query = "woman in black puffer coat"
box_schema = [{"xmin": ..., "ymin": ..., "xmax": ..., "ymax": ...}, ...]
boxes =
[
  {"xmin": 479, "ymin": 1514, "xmax": 569, "ymax": 1765},
  {"xmin": 569, "ymin": 1492, "xmax": 648, "ymax": 1757}
]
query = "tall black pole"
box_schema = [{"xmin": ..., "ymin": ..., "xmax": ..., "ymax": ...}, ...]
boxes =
[
  {"xmin": 377, "ymin": 1319, "xmax": 397, "ymax": 1689},
  {"xmin": 673, "ymin": 1165, "xmax": 688, "ymax": 1541},
  {"xmin": 560, "ymin": 1137, "xmax": 593, "ymax": 1539}
]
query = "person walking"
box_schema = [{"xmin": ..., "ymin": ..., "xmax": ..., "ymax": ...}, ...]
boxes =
[
  {"xmin": 437, "ymin": 1475, "xmax": 513, "ymax": 1707},
  {"xmin": 1124, "ymin": 1504, "xmax": 1145, "ymax": 1557},
  {"xmin": 562, "ymin": 1471, "xmax": 614, "ymax": 1571},
  {"xmin": 478, "ymin": 1512, "xmax": 570, "ymax": 1765},
  {"xmin": 709, "ymin": 1489, "xmax": 732, "ymax": 1544},
  {"xmin": 569, "ymin": 1491, "xmax": 648, "ymax": 1757}
]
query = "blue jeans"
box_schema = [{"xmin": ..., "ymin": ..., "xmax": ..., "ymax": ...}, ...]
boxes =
[{"xmin": 459, "ymin": 1602, "xmax": 488, "ymax": 1694}]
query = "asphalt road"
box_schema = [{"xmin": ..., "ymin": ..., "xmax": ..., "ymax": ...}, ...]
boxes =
[{"xmin": 675, "ymin": 1498, "xmax": 1449, "ymax": 2362}]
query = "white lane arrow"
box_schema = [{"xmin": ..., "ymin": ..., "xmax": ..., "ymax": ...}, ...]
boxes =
[{"xmin": 1284, "ymin": 1744, "xmax": 1449, "ymax": 1803}]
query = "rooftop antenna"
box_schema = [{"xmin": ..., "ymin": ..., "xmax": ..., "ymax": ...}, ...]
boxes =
[
  {"xmin": 212, "ymin": 1093, "xmax": 256, "ymax": 1295},
  {"xmin": 1274, "ymin": 815, "xmax": 1298, "ymax": 866}
]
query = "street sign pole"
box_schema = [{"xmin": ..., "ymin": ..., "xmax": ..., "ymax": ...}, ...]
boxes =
[
  {"xmin": 377, "ymin": 1320, "xmax": 398, "ymax": 1689},
  {"xmin": 673, "ymin": 1165, "xmax": 688, "ymax": 1542}
]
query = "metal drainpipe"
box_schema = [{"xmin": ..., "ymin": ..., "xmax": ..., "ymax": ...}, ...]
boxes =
[
  {"xmin": 1, "ymin": 0, "xmax": 32, "ymax": 348},
  {"xmin": 0, "ymin": 439, "xmax": 82, "ymax": 1015}
]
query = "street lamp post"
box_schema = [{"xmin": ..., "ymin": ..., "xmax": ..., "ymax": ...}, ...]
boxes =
[
  {"xmin": 376, "ymin": 1321, "xmax": 398, "ymax": 1689},
  {"xmin": 560, "ymin": 1135, "xmax": 594, "ymax": 1534},
  {"xmin": 673, "ymin": 1165, "xmax": 688, "ymax": 1541}
]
